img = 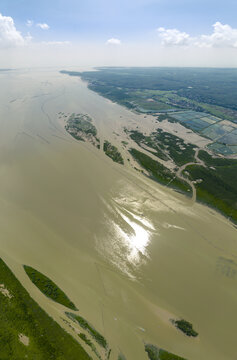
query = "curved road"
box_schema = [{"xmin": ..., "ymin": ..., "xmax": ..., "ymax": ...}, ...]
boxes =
[{"xmin": 176, "ymin": 148, "xmax": 205, "ymax": 203}]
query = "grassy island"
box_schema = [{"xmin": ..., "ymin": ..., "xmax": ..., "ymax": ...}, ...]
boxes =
[
  {"xmin": 24, "ymin": 265, "xmax": 78, "ymax": 311},
  {"xmin": 79, "ymin": 333, "xmax": 102, "ymax": 359},
  {"xmin": 66, "ymin": 312, "xmax": 108, "ymax": 349},
  {"xmin": 103, "ymin": 140, "xmax": 124, "ymax": 164},
  {"xmin": 145, "ymin": 344, "xmax": 187, "ymax": 360},
  {"xmin": 65, "ymin": 113, "xmax": 100, "ymax": 148},
  {"xmin": 171, "ymin": 319, "xmax": 198, "ymax": 337},
  {"xmin": 0, "ymin": 259, "xmax": 90, "ymax": 360}
]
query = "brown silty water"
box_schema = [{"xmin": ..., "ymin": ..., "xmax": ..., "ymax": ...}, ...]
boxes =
[{"xmin": 0, "ymin": 68, "xmax": 236, "ymax": 360}]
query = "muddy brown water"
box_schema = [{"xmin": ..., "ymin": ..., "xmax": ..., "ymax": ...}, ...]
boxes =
[{"xmin": 0, "ymin": 68, "xmax": 236, "ymax": 360}]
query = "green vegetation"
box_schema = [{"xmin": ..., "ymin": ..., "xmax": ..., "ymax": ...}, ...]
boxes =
[
  {"xmin": 103, "ymin": 140, "xmax": 124, "ymax": 164},
  {"xmin": 171, "ymin": 319, "xmax": 198, "ymax": 337},
  {"xmin": 184, "ymin": 151, "xmax": 237, "ymax": 223},
  {"xmin": 198, "ymin": 150, "xmax": 237, "ymax": 167},
  {"xmin": 61, "ymin": 67, "xmax": 237, "ymax": 122},
  {"xmin": 0, "ymin": 258, "xmax": 91, "ymax": 360},
  {"xmin": 199, "ymin": 102, "xmax": 237, "ymax": 122},
  {"xmin": 24, "ymin": 265, "xmax": 78, "ymax": 311},
  {"xmin": 129, "ymin": 130, "xmax": 169, "ymax": 161},
  {"xmin": 129, "ymin": 129, "xmax": 196, "ymax": 166},
  {"xmin": 154, "ymin": 130, "xmax": 196, "ymax": 166},
  {"xmin": 185, "ymin": 166, "xmax": 237, "ymax": 223},
  {"xmin": 67, "ymin": 113, "xmax": 97, "ymax": 136},
  {"xmin": 157, "ymin": 114, "xmax": 177, "ymax": 123},
  {"xmin": 145, "ymin": 344, "xmax": 160, "ymax": 360},
  {"xmin": 145, "ymin": 344, "xmax": 187, "ymax": 360},
  {"xmin": 129, "ymin": 148, "xmax": 191, "ymax": 195},
  {"xmin": 66, "ymin": 312, "xmax": 108, "ymax": 349},
  {"xmin": 158, "ymin": 349, "xmax": 187, "ymax": 360},
  {"xmin": 79, "ymin": 333, "xmax": 101, "ymax": 359},
  {"xmin": 65, "ymin": 113, "xmax": 100, "ymax": 148}
]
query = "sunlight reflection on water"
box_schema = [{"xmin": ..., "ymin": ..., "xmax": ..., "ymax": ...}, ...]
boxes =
[
  {"xmin": 96, "ymin": 204, "xmax": 156, "ymax": 279},
  {"xmin": 116, "ymin": 212, "xmax": 151, "ymax": 264},
  {"xmin": 96, "ymin": 186, "xmax": 158, "ymax": 279}
]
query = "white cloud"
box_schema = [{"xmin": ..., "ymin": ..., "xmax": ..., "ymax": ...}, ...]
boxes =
[
  {"xmin": 157, "ymin": 27, "xmax": 191, "ymax": 46},
  {"xmin": 158, "ymin": 22, "xmax": 237, "ymax": 49},
  {"xmin": 0, "ymin": 13, "xmax": 30, "ymax": 48},
  {"xmin": 106, "ymin": 38, "xmax": 121, "ymax": 45},
  {"xmin": 196, "ymin": 22, "xmax": 237, "ymax": 48},
  {"xmin": 37, "ymin": 23, "xmax": 50, "ymax": 30},
  {"xmin": 26, "ymin": 20, "xmax": 33, "ymax": 27}
]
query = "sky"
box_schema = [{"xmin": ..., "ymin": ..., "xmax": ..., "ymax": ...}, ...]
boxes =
[{"xmin": 0, "ymin": 0, "xmax": 237, "ymax": 68}]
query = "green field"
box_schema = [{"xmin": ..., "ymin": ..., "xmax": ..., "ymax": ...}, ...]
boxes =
[
  {"xmin": 0, "ymin": 259, "xmax": 91, "ymax": 360},
  {"xmin": 184, "ymin": 151, "xmax": 237, "ymax": 223}
]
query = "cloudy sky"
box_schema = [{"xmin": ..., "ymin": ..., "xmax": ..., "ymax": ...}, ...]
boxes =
[{"xmin": 0, "ymin": 0, "xmax": 237, "ymax": 67}]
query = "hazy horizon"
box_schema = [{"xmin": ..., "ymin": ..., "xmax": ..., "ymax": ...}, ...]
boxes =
[{"xmin": 0, "ymin": 0, "xmax": 237, "ymax": 68}]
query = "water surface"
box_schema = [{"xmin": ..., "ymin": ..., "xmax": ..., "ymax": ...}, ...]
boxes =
[{"xmin": 0, "ymin": 68, "xmax": 236, "ymax": 360}]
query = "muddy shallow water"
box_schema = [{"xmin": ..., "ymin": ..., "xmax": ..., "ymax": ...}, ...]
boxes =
[{"xmin": 0, "ymin": 68, "xmax": 236, "ymax": 360}]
